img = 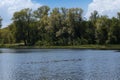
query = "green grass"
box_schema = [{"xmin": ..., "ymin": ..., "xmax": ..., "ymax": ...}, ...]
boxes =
[{"xmin": 0, "ymin": 44, "xmax": 120, "ymax": 50}]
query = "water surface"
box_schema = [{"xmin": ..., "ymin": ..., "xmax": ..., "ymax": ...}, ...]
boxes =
[{"xmin": 0, "ymin": 49, "xmax": 120, "ymax": 80}]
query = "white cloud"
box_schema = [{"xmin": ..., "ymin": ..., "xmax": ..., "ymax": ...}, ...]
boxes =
[
  {"xmin": 0, "ymin": 0, "xmax": 41, "ymax": 28},
  {"xmin": 85, "ymin": 0, "xmax": 120, "ymax": 19}
]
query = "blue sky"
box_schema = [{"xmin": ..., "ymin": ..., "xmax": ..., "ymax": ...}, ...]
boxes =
[
  {"xmin": 34, "ymin": 0, "xmax": 92, "ymax": 13},
  {"xmin": 0, "ymin": 0, "xmax": 120, "ymax": 27}
]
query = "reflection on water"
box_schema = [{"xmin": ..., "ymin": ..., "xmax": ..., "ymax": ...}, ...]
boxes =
[
  {"xmin": 0, "ymin": 49, "xmax": 120, "ymax": 80},
  {"xmin": 23, "ymin": 58, "xmax": 82, "ymax": 64},
  {"xmin": 0, "ymin": 48, "xmax": 52, "ymax": 53}
]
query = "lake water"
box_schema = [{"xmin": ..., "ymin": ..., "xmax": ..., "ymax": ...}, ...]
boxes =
[{"xmin": 0, "ymin": 49, "xmax": 120, "ymax": 80}]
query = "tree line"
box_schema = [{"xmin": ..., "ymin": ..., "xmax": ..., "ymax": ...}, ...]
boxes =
[{"xmin": 0, "ymin": 6, "xmax": 120, "ymax": 46}]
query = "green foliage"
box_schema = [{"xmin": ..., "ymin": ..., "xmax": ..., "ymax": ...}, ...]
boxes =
[
  {"xmin": 0, "ymin": 28, "xmax": 15, "ymax": 44},
  {"xmin": 95, "ymin": 16, "xmax": 110, "ymax": 44},
  {"xmin": 0, "ymin": 16, "xmax": 2, "ymax": 28},
  {"xmin": 12, "ymin": 8, "xmax": 38, "ymax": 46},
  {"xmin": 0, "ymin": 6, "xmax": 120, "ymax": 46}
]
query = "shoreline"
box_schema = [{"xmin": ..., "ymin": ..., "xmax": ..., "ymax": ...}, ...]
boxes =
[{"xmin": 0, "ymin": 44, "xmax": 120, "ymax": 50}]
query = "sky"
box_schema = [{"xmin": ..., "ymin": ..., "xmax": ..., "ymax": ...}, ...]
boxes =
[{"xmin": 0, "ymin": 0, "xmax": 120, "ymax": 28}]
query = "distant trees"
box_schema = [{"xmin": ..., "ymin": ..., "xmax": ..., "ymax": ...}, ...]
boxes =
[
  {"xmin": 107, "ymin": 17, "xmax": 120, "ymax": 44},
  {"xmin": 34, "ymin": 6, "xmax": 51, "ymax": 45},
  {"xmin": 0, "ymin": 6, "xmax": 120, "ymax": 46},
  {"xmin": 12, "ymin": 8, "xmax": 38, "ymax": 46},
  {"xmin": 95, "ymin": 16, "xmax": 110, "ymax": 44},
  {"xmin": 0, "ymin": 16, "xmax": 2, "ymax": 43},
  {"xmin": 0, "ymin": 16, "xmax": 2, "ymax": 28},
  {"xmin": 0, "ymin": 27, "xmax": 15, "ymax": 44}
]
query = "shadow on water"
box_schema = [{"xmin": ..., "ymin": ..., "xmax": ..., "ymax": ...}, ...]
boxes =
[
  {"xmin": 1, "ymin": 49, "xmax": 120, "ymax": 80},
  {"xmin": 0, "ymin": 48, "xmax": 55, "ymax": 54},
  {"xmin": 11, "ymin": 62, "xmax": 85, "ymax": 80},
  {"xmin": 116, "ymin": 50, "xmax": 120, "ymax": 52},
  {"xmin": 23, "ymin": 58, "xmax": 82, "ymax": 64},
  {"xmin": 9, "ymin": 59, "xmax": 84, "ymax": 80}
]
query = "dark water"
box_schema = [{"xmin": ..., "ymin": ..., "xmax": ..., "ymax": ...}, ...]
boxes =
[{"xmin": 0, "ymin": 49, "xmax": 120, "ymax": 80}]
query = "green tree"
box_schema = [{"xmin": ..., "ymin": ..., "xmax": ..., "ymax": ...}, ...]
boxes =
[
  {"xmin": 0, "ymin": 28, "xmax": 15, "ymax": 44},
  {"xmin": 84, "ymin": 21, "xmax": 95, "ymax": 44},
  {"xmin": 49, "ymin": 8, "xmax": 62, "ymax": 45},
  {"xmin": 107, "ymin": 17, "xmax": 120, "ymax": 44},
  {"xmin": 67, "ymin": 8, "xmax": 85, "ymax": 45},
  {"xmin": 1, "ymin": 6, "xmax": 120, "ymax": 46},
  {"xmin": 95, "ymin": 16, "xmax": 110, "ymax": 44},
  {"xmin": 12, "ymin": 8, "xmax": 37, "ymax": 46},
  {"xmin": 55, "ymin": 8, "xmax": 69, "ymax": 45},
  {"xmin": 34, "ymin": 6, "xmax": 51, "ymax": 45},
  {"xmin": 89, "ymin": 10, "xmax": 99, "ymax": 24},
  {"xmin": 0, "ymin": 16, "xmax": 2, "ymax": 28},
  {"xmin": 0, "ymin": 16, "xmax": 2, "ymax": 43}
]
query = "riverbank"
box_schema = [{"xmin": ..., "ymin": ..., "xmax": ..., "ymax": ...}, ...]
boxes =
[{"xmin": 0, "ymin": 44, "xmax": 120, "ymax": 50}]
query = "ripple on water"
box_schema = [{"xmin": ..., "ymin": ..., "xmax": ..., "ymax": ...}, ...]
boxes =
[{"xmin": 0, "ymin": 49, "xmax": 120, "ymax": 80}]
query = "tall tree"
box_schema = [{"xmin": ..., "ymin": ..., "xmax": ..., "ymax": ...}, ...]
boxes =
[
  {"xmin": 107, "ymin": 17, "xmax": 120, "ymax": 44},
  {"xmin": 67, "ymin": 8, "xmax": 84, "ymax": 45},
  {"xmin": 12, "ymin": 8, "xmax": 37, "ymax": 46},
  {"xmin": 117, "ymin": 12, "xmax": 120, "ymax": 20},
  {"xmin": 95, "ymin": 16, "xmax": 110, "ymax": 44},
  {"xmin": 55, "ymin": 8, "xmax": 69, "ymax": 45},
  {"xmin": 89, "ymin": 10, "xmax": 99, "ymax": 44},
  {"xmin": 89, "ymin": 10, "xmax": 99, "ymax": 24},
  {"xmin": 49, "ymin": 8, "xmax": 62, "ymax": 45},
  {"xmin": 34, "ymin": 6, "xmax": 50, "ymax": 45},
  {"xmin": 0, "ymin": 16, "xmax": 2, "ymax": 43},
  {"xmin": 1, "ymin": 6, "xmax": 120, "ymax": 45},
  {"xmin": 0, "ymin": 16, "xmax": 2, "ymax": 28}
]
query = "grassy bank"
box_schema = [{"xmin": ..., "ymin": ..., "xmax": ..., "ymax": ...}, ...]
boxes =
[{"xmin": 0, "ymin": 44, "xmax": 120, "ymax": 50}]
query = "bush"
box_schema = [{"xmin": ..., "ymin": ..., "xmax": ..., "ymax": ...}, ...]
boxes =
[{"xmin": 35, "ymin": 40, "xmax": 51, "ymax": 46}]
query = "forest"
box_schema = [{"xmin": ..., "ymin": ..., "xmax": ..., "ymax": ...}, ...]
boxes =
[{"xmin": 0, "ymin": 6, "xmax": 120, "ymax": 46}]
